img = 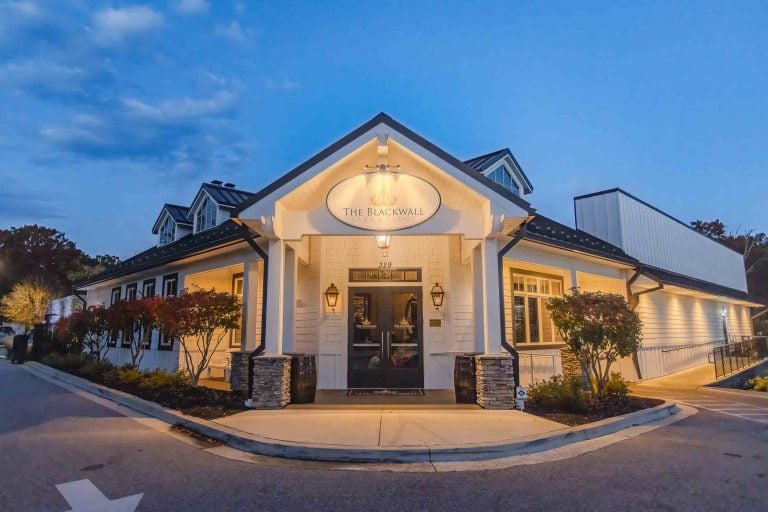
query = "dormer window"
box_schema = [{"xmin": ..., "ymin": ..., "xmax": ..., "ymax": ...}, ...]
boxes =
[
  {"xmin": 489, "ymin": 165, "xmax": 520, "ymax": 196},
  {"xmin": 195, "ymin": 196, "xmax": 217, "ymax": 232},
  {"xmin": 158, "ymin": 216, "xmax": 176, "ymax": 245}
]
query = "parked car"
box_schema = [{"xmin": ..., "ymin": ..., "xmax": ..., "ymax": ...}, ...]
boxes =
[{"xmin": 1, "ymin": 326, "xmax": 16, "ymax": 357}]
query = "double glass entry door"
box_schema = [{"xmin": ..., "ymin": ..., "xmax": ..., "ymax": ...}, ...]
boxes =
[{"xmin": 348, "ymin": 287, "xmax": 423, "ymax": 388}]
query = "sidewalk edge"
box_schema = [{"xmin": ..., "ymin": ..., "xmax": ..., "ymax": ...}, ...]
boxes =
[{"xmin": 22, "ymin": 362, "xmax": 679, "ymax": 463}]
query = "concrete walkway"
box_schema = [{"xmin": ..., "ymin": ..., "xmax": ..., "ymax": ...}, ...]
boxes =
[
  {"xmin": 213, "ymin": 408, "xmax": 566, "ymax": 447},
  {"xmin": 634, "ymin": 363, "xmax": 718, "ymax": 390}
]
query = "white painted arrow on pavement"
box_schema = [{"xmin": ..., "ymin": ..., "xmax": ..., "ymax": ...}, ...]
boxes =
[{"xmin": 56, "ymin": 479, "xmax": 143, "ymax": 512}]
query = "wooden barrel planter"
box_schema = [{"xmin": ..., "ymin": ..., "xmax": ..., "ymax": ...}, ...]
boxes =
[
  {"xmin": 290, "ymin": 355, "xmax": 317, "ymax": 404},
  {"xmin": 454, "ymin": 355, "xmax": 477, "ymax": 403}
]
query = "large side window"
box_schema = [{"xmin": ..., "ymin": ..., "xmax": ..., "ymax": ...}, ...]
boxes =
[
  {"xmin": 230, "ymin": 273, "xmax": 244, "ymax": 348},
  {"xmin": 125, "ymin": 283, "xmax": 137, "ymax": 301},
  {"xmin": 510, "ymin": 270, "xmax": 563, "ymax": 344},
  {"xmin": 159, "ymin": 273, "xmax": 179, "ymax": 350}
]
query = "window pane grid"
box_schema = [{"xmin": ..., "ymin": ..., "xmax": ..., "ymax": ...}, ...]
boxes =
[{"xmin": 510, "ymin": 270, "xmax": 563, "ymax": 344}]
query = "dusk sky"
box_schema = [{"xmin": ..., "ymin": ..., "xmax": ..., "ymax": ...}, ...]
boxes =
[{"xmin": 1, "ymin": 1, "xmax": 765, "ymax": 258}]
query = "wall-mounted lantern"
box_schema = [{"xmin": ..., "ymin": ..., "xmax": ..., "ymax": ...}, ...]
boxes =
[
  {"xmin": 430, "ymin": 283, "xmax": 445, "ymax": 310},
  {"xmin": 325, "ymin": 283, "xmax": 340, "ymax": 311},
  {"xmin": 375, "ymin": 235, "xmax": 392, "ymax": 250}
]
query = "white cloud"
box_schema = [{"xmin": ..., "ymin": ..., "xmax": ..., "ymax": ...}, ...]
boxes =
[
  {"xmin": 92, "ymin": 6, "xmax": 163, "ymax": 44},
  {"xmin": 172, "ymin": 0, "xmax": 209, "ymax": 15},
  {"xmin": 121, "ymin": 90, "xmax": 236, "ymax": 123},
  {"xmin": 215, "ymin": 20, "xmax": 248, "ymax": 43}
]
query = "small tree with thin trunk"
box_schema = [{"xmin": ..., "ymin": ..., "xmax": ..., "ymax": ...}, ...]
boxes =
[
  {"xmin": 54, "ymin": 307, "xmax": 110, "ymax": 358},
  {"xmin": 106, "ymin": 297, "xmax": 162, "ymax": 369},
  {"xmin": 157, "ymin": 288, "xmax": 241, "ymax": 387},
  {"xmin": 547, "ymin": 291, "xmax": 642, "ymax": 400}
]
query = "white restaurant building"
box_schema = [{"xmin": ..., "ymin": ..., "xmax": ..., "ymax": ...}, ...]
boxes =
[{"xmin": 73, "ymin": 113, "xmax": 762, "ymax": 408}]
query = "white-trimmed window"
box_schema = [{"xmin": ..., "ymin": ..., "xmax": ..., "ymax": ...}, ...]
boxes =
[
  {"xmin": 195, "ymin": 196, "xmax": 217, "ymax": 232},
  {"xmin": 158, "ymin": 215, "xmax": 176, "ymax": 245},
  {"xmin": 511, "ymin": 271, "xmax": 563, "ymax": 344},
  {"xmin": 489, "ymin": 165, "xmax": 520, "ymax": 195}
]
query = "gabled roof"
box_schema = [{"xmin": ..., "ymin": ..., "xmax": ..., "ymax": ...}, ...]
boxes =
[
  {"xmin": 640, "ymin": 265, "xmax": 765, "ymax": 306},
  {"xmin": 201, "ymin": 183, "xmax": 255, "ymax": 208},
  {"xmin": 233, "ymin": 112, "xmax": 535, "ymax": 216},
  {"xmin": 151, "ymin": 204, "xmax": 191, "ymax": 234},
  {"xmin": 186, "ymin": 183, "xmax": 256, "ymax": 222},
  {"xmin": 76, "ymin": 220, "xmax": 252, "ymax": 288},
  {"xmin": 524, "ymin": 214, "xmax": 638, "ymax": 265},
  {"xmin": 464, "ymin": 148, "xmax": 534, "ymax": 194}
]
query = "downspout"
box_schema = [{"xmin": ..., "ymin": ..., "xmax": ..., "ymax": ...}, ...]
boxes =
[
  {"xmin": 73, "ymin": 289, "xmax": 87, "ymax": 307},
  {"xmin": 238, "ymin": 224, "xmax": 269, "ymax": 398},
  {"xmin": 497, "ymin": 221, "xmax": 529, "ymax": 389},
  {"xmin": 626, "ymin": 267, "xmax": 664, "ymax": 379}
]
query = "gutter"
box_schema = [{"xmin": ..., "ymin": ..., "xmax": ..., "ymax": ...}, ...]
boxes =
[
  {"xmin": 237, "ymin": 224, "xmax": 269, "ymax": 398},
  {"xmin": 497, "ymin": 221, "xmax": 529, "ymax": 388}
]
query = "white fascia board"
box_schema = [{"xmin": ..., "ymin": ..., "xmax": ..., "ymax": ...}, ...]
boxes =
[
  {"xmin": 387, "ymin": 127, "xmax": 529, "ymax": 219},
  {"xmin": 239, "ymin": 121, "xmax": 531, "ymax": 223},
  {"xmin": 238, "ymin": 127, "xmax": 381, "ymax": 221}
]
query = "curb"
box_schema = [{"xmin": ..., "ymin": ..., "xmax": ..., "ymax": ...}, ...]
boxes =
[{"xmin": 23, "ymin": 362, "xmax": 679, "ymax": 463}]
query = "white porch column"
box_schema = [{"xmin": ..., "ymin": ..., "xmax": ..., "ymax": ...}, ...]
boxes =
[
  {"xmin": 264, "ymin": 239, "xmax": 286, "ymax": 354},
  {"xmin": 282, "ymin": 246, "xmax": 297, "ymax": 354},
  {"xmin": 472, "ymin": 238, "xmax": 503, "ymax": 354},
  {"xmin": 241, "ymin": 259, "xmax": 261, "ymax": 351}
]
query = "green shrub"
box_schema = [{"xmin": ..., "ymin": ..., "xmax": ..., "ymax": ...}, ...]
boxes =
[
  {"xmin": 42, "ymin": 353, "xmax": 114, "ymax": 379},
  {"xmin": 747, "ymin": 374, "xmax": 768, "ymax": 392},
  {"xmin": 139, "ymin": 370, "xmax": 187, "ymax": 390},
  {"xmin": 114, "ymin": 368, "xmax": 144, "ymax": 386},
  {"xmin": 528, "ymin": 375, "xmax": 587, "ymax": 413},
  {"xmin": 41, "ymin": 353, "xmax": 88, "ymax": 373},
  {"xmin": 604, "ymin": 372, "xmax": 630, "ymax": 397}
]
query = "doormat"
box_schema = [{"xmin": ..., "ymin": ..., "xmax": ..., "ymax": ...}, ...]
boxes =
[{"xmin": 346, "ymin": 388, "xmax": 426, "ymax": 397}]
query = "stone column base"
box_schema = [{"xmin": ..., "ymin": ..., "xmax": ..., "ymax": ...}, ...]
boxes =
[
  {"xmin": 474, "ymin": 355, "xmax": 516, "ymax": 409},
  {"xmin": 559, "ymin": 348, "xmax": 590, "ymax": 390},
  {"xmin": 250, "ymin": 355, "xmax": 292, "ymax": 409},
  {"xmin": 229, "ymin": 352, "xmax": 250, "ymax": 394}
]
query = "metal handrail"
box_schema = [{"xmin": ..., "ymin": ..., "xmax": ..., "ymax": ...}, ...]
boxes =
[{"xmin": 660, "ymin": 340, "xmax": 725, "ymax": 354}]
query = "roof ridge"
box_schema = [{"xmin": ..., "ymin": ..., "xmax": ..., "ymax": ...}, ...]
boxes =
[
  {"xmin": 463, "ymin": 148, "xmax": 509, "ymax": 163},
  {"xmin": 202, "ymin": 182, "xmax": 256, "ymax": 195}
]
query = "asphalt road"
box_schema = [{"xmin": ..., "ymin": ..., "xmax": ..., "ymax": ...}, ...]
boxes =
[{"xmin": 1, "ymin": 359, "xmax": 767, "ymax": 512}]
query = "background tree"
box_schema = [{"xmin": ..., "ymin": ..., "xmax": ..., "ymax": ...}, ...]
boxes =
[
  {"xmin": 547, "ymin": 291, "xmax": 642, "ymax": 400},
  {"xmin": 691, "ymin": 219, "xmax": 768, "ymax": 301},
  {"xmin": 0, "ymin": 279, "xmax": 55, "ymax": 328},
  {"xmin": 157, "ymin": 289, "xmax": 241, "ymax": 386},
  {"xmin": 0, "ymin": 224, "xmax": 120, "ymax": 298}
]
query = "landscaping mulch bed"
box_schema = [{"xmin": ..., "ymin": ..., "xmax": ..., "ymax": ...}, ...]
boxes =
[
  {"xmin": 56, "ymin": 367, "xmax": 249, "ymax": 420},
  {"xmin": 525, "ymin": 396, "xmax": 665, "ymax": 426},
  {"xmin": 100, "ymin": 377, "xmax": 249, "ymax": 420}
]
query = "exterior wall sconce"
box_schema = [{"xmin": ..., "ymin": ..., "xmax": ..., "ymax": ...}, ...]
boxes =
[
  {"xmin": 325, "ymin": 283, "xmax": 340, "ymax": 311},
  {"xmin": 375, "ymin": 235, "xmax": 391, "ymax": 250},
  {"xmin": 430, "ymin": 283, "xmax": 445, "ymax": 310}
]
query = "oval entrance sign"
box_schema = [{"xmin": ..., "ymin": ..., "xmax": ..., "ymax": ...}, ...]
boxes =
[{"xmin": 326, "ymin": 172, "xmax": 441, "ymax": 231}]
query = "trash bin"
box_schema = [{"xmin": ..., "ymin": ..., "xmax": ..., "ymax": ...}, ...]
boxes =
[
  {"xmin": 11, "ymin": 334, "xmax": 29, "ymax": 364},
  {"xmin": 454, "ymin": 355, "xmax": 476, "ymax": 403},
  {"xmin": 290, "ymin": 355, "xmax": 317, "ymax": 404}
]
